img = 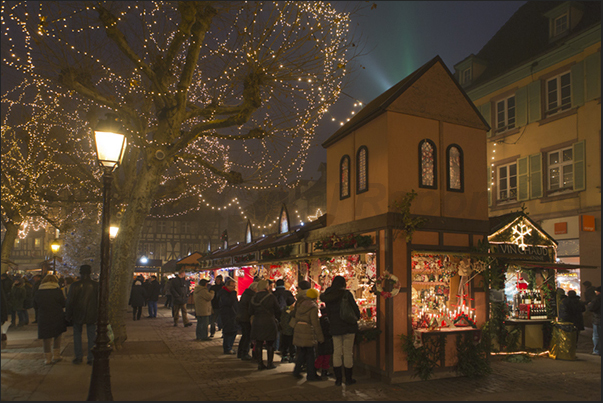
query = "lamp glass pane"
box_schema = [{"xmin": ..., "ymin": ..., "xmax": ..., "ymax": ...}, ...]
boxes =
[{"xmin": 95, "ymin": 131, "xmax": 126, "ymax": 167}]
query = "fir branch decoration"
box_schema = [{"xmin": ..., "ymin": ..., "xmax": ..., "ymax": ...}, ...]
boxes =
[
  {"xmin": 390, "ymin": 190, "xmax": 427, "ymax": 243},
  {"xmin": 400, "ymin": 332, "xmax": 445, "ymax": 381}
]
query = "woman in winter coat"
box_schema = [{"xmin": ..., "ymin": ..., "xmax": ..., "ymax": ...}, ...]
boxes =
[
  {"xmin": 249, "ymin": 279, "xmax": 281, "ymax": 370},
  {"xmin": 236, "ymin": 281, "xmax": 257, "ymax": 360},
  {"xmin": 319, "ymin": 275, "xmax": 361, "ymax": 386},
  {"xmin": 33, "ymin": 274, "xmax": 67, "ymax": 364},
  {"xmin": 129, "ymin": 280, "xmax": 148, "ymax": 321},
  {"xmin": 193, "ymin": 279, "xmax": 214, "ymax": 341},
  {"xmin": 292, "ymin": 288, "xmax": 324, "ymax": 381},
  {"xmin": 218, "ymin": 278, "xmax": 239, "ymax": 354}
]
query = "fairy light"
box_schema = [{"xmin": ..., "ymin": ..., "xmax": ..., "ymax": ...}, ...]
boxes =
[{"xmin": 2, "ymin": 1, "xmax": 355, "ymax": 229}]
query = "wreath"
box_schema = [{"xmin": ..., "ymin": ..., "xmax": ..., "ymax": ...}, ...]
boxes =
[{"xmin": 374, "ymin": 271, "xmax": 401, "ymax": 298}]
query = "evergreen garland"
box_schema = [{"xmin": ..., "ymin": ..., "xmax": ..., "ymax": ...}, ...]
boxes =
[
  {"xmin": 400, "ymin": 332, "xmax": 446, "ymax": 381},
  {"xmin": 455, "ymin": 332, "xmax": 492, "ymax": 378}
]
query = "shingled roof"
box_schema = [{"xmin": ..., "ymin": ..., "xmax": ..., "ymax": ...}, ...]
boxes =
[{"xmin": 462, "ymin": 1, "xmax": 601, "ymax": 89}]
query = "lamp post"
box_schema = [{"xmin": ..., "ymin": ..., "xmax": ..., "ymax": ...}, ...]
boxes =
[
  {"xmin": 50, "ymin": 239, "xmax": 60, "ymax": 275},
  {"xmin": 88, "ymin": 113, "xmax": 127, "ymax": 401}
]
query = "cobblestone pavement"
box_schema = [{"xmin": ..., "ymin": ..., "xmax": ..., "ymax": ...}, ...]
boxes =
[{"xmin": 1, "ymin": 305, "xmax": 600, "ymax": 401}]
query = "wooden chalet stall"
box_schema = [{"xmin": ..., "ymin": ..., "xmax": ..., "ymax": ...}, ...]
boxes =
[{"xmin": 316, "ymin": 56, "xmax": 491, "ymax": 383}]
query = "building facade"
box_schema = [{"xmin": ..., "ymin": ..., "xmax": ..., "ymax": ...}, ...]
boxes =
[{"xmin": 454, "ymin": 1, "xmax": 601, "ymax": 293}]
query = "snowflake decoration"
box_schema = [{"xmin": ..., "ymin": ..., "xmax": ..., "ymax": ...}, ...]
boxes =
[{"xmin": 511, "ymin": 222, "xmax": 532, "ymax": 251}]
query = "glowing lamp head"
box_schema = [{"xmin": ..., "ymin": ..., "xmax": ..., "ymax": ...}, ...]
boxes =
[
  {"xmin": 140, "ymin": 256, "xmax": 148, "ymax": 264},
  {"xmin": 109, "ymin": 226, "xmax": 119, "ymax": 239},
  {"xmin": 50, "ymin": 239, "xmax": 60, "ymax": 254},
  {"xmin": 94, "ymin": 114, "xmax": 127, "ymax": 169}
]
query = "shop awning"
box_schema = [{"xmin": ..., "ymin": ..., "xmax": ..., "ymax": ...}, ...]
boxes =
[{"xmin": 507, "ymin": 261, "xmax": 600, "ymax": 270}]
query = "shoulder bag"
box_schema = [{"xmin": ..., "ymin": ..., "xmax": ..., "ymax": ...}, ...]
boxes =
[{"xmin": 339, "ymin": 291, "xmax": 359, "ymax": 325}]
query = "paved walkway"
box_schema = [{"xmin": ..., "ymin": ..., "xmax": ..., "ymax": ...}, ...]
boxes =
[{"xmin": 1, "ymin": 305, "xmax": 600, "ymax": 401}]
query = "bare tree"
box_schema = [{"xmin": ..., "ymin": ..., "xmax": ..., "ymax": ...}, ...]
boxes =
[{"xmin": 2, "ymin": 1, "xmax": 359, "ymax": 347}]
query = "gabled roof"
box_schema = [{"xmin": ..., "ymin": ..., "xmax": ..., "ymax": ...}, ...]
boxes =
[
  {"xmin": 488, "ymin": 211, "xmax": 558, "ymax": 247},
  {"xmin": 322, "ymin": 55, "xmax": 490, "ymax": 148},
  {"xmin": 463, "ymin": 1, "xmax": 601, "ymax": 89}
]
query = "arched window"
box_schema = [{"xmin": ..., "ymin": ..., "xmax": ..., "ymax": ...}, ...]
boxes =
[
  {"xmin": 447, "ymin": 144, "xmax": 464, "ymax": 192},
  {"xmin": 356, "ymin": 146, "xmax": 368, "ymax": 194},
  {"xmin": 340, "ymin": 155, "xmax": 350, "ymax": 199},
  {"xmin": 419, "ymin": 139, "xmax": 437, "ymax": 189}
]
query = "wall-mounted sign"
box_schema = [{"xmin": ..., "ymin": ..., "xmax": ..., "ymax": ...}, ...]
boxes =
[
  {"xmin": 580, "ymin": 215, "xmax": 595, "ymax": 232},
  {"xmin": 554, "ymin": 222, "xmax": 568, "ymax": 235}
]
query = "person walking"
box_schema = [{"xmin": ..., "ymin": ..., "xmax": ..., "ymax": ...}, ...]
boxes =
[
  {"xmin": 129, "ymin": 279, "xmax": 148, "ymax": 321},
  {"xmin": 236, "ymin": 281, "xmax": 257, "ymax": 360},
  {"xmin": 291, "ymin": 288, "xmax": 324, "ymax": 381},
  {"xmin": 320, "ymin": 275, "xmax": 361, "ymax": 386},
  {"xmin": 147, "ymin": 275, "xmax": 161, "ymax": 318},
  {"xmin": 209, "ymin": 275, "xmax": 224, "ymax": 337},
  {"xmin": 164, "ymin": 277, "xmax": 173, "ymax": 309},
  {"xmin": 218, "ymin": 278, "xmax": 239, "ymax": 354},
  {"xmin": 170, "ymin": 269, "xmax": 192, "ymax": 328},
  {"xmin": 587, "ymin": 286, "xmax": 601, "ymax": 356},
  {"xmin": 315, "ymin": 306, "xmax": 334, "ymax": 378},
  {"xmin": 249, "ymin": 279, "xmax": 280, "ymax": 369},
  {"xmin": 193, "ymin": 279, "xmax": 214, "ymax": 341},
  {"xmin": 10, "ymin": 278, "xmax": 27, "ymax": 328},
  {"xmin": 33, "ymin": 274, "xmax": 67, "ymax": 365},
  {"xmin": 65, "ymin": 264, "xmax": 99, "ymax": 365},
  {"xmin": 559, "ymin": 289, "xmax": 586, "ymax": 349}
]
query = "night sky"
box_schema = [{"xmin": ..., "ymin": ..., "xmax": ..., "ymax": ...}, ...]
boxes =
[{"xmin": 303, "ymin": 1, "xmax": 526, "ymax": 180}]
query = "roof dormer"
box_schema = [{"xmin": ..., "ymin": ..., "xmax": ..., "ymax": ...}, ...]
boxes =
[
  {"xmin": 544, "ymin": 1, "xmax": 584, "ymax": 42},
  {"xmin": 453, "ymin": 54, "xmax": 487, "ymax": 88}
]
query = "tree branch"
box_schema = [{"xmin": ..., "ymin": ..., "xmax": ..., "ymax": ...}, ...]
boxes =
[{"xmin": 179, "ymin": 154, "xmax": 244, "ymax": 184}]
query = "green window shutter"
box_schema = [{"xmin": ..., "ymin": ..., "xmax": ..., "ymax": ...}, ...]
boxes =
[
  {"xmin": 529, "ymin": 153, "xmax": 543, "ymax": 199},
  {"xmin": 517, "ymin": 156, "xmax": 529, "ymax": 201},
  {"xmin": 479, "ymin": 103, "xmax": 491, "ymax": 137},
  {"xmin": 585, "ymin": 52, "xmax": 601, "ymax": 102},
  {"xmin": 527, "ymin": 80, "xmax": 541, "ymax": 123},
  {"xmin": 515, "ymin": 86, "xmax": 527, "ymax": 128},
  {"xmin": 571, "ymin": 61, "xmax": 584, "ymax": 108},
  {"xmin": 487, "ymin": 167, "xmax": 492, "ymax": 207},
  {"xmin": 573, "ymin": 140, "xmax": 586, "ymax": 192}
]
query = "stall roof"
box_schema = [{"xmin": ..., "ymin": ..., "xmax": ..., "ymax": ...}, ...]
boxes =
[
  {"xmin": 489, "ymin": 211, "xmax": 558, "ymax": 247},
  {"xmin": 508, "ymin": 261, "xmax": 600, "ymax": 270}
]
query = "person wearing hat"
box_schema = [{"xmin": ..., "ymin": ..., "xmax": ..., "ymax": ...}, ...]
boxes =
[
  {"xmin": 559, "ymin": 289, "xmax": 586, "ymax": 349},
  {"xmin": 66, "ymin": 264, "xmax": 99, "ymax": 365},
  {"xmin": 193, "ymin": 279, "xmax": 214, "ymax": 341},
  {"xmin": 249, "ymin": 279, "xmax": 281, "ymax": 369},
  {"xmin": 586, "ymin": 286, "xmax": 601, "ymax": 355},
  {"xmin": 291, "ymin": 288, "xmax": 324, "ymax": 381},
  {"xmin": 273, "ymin": 279, "xmax": 295, "ymax": 352},
  {"xmin": 320, "ymin": 275, "xmax": 361, "ymax": 386}
]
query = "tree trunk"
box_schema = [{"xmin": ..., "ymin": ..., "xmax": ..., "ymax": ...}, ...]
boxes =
[
  {"xmin": 108, "ymin": 162, "xmax": 163, "ymax": 349},
  {"xmin": 1, "ymin": 221, "xmax": 20, "ymax": 274}
]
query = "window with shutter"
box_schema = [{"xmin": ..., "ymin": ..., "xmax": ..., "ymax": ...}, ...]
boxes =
[
  {"xmin": 545, "ymin": 71, "xmax": 571, "ymax": 116},
  {"xmin": 529, "ymin": 153, "xmax": 543, "ymax": 199},
  {"xmin": 495, "ymin": 96, "xmax": 516, "ymax": 134},
  {"xmin": 517, "ymin": 157, "xmax": 529, "ymax": 201},
  {"xmin": 547, "ymin": 146, "xmax": 574, "ymax": 195},
  {"xmin": 497, "ymin": 162, "xmax": 517, "ymax": 203},
  {"xmin": 573, "ymin": 140, "xmax": 586, "ymax": 192}
]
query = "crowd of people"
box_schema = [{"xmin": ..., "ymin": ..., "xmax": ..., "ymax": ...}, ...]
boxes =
[
  {"xmin": 168, "ymin": 268, "xmax": 362, "ymax": 385},
  {"xmin": 1, "ymin": 266, "xmax": 599, "ymax": 382}
]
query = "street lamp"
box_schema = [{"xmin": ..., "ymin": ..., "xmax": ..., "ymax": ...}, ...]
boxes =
[
  {"xmin": 50, "ymin": 239, "xmax": 60, "ymax": 275},
  {"xmin": 88, "ymin": 113, "xmax": 126, "ymax": 401}
]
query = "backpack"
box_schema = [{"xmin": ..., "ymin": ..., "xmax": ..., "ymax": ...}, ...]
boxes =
[{"xmin": 277, "ymin": 292, "xmax": 287, "ymax": 312}]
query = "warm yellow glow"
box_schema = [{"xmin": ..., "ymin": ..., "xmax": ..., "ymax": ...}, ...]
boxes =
[
  {"xmin": 50, "ymin": 240, "xmax": 60, "ymax": 253},
  {"xmin": 109, "ymin": 226, "xmax": 119, "ymax": 239},
  {"xmin": 94, "ymin": 131, "xmax": 127, "ymax": 168}
]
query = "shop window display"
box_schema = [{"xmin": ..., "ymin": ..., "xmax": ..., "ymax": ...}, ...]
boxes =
[
  {"xmin": 411, "ymin": 253, "xmax": 477, "ymax": 329},
  {"xmin": 309, "ymin": 253, "xmax": 377, "ymax": 329}
]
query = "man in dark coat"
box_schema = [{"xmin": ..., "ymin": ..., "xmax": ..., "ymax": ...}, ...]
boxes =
[
  {"xmin": 170, "ymin": 268, "xmax": 192, "ymax": 327},
  {"xmin": 236, "ymin": 281, "xmax": 257, "ymax": 360},
  {"xmin": 559, "ymin": 289, "xmax": 586, "ymax": 349},
  {"xmin": 129, "ymin": 280, "xmax": 148, "ymax": 321},
  {"xmin": 218, "ymin": 278, "xmax": 239, "ymax": 354},
  {"xmin": 249, "ymin": 279, "xmax": 281, "ymax": 370},
  {"xmin": 66, "ymin": 265, "xmax": 99, "ymax": 365},
  {"xmin": 209, "ymin": 274, "xmax": 224, "ymax": 337},
  {"xmin": 146, "ymin": 275, "xmax": 161, "ymax": 318},
  {"xmin": 273, "ymin": 279, "xmax": 296, "ymax": 351},
  {"xmin": 587, "ymin": 286, "xmax": 601, "ymax": 356}
]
